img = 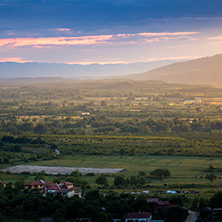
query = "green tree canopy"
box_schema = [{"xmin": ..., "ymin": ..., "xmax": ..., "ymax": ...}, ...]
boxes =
[{"xmin": 150, "ymin": 168, "xmax": 171, "ymax": 178}]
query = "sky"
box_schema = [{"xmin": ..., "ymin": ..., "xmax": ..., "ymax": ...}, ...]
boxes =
[{"xmin": 0, "ymin": 0, "xmax": 222, "ymax": 65}]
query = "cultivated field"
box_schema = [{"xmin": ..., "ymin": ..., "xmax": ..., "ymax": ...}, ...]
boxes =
[{"xmin": 14, "ymin": 155, "xmax": 222, "ymax": 186}]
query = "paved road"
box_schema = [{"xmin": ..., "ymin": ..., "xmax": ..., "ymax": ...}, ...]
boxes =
[{"xmin": 185, "ymin": 212, "xmax": 199, "ymax": 222}]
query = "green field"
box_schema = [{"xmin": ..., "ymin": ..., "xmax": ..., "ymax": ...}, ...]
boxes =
[{"xmin": 6, "ymin": 155, "xmax": 220, "ymax": 189}]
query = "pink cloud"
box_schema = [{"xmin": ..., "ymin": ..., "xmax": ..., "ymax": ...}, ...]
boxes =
[
  {"xmin": 0, "ymin": 57, "xmax": 33, "ymax": 63},
  {"xmin": 137, "ymin": 31, "xmax": 198, "ymax": 37},
  {"xmin": 208, "ymin": 36, "xmax": 222, "ymax": 40},
  {"xmin": 7, "ymin": 32, "xmax": 15, "ymax": 36},
  {"xmin": 56, "ymin": 28, "xmax": 71, "ymax": 31},
  {"xmin": 54, "ymin": 28, "xmax": 71, "ymax": 33},
  {"xmin": 0, "ymin": 35, "xmax": 113, "ymax": 48},
  {"xmin": 0, "ymin": 55, "xmax": 201, "ymax": 65},
  {"xmin": 0, "ymin": 32, "xmax": 198, "ymax": 48}
]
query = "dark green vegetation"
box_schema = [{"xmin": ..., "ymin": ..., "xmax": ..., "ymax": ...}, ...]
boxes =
[{"xmin": 1, "ymin": 181, "xmax": 222, "ymax": 222}]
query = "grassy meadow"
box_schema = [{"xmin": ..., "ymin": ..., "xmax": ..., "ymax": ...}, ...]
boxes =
[
  {"xmin": 2, "ymin": 154, "xmax": 221, "ymax": 196},
  {"xmin": 25, "ymin": 154, "xmax": 222, "ymax": 185}
]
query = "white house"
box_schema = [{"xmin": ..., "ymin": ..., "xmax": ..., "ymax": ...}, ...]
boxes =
[{"xmin": 125, "ymin": 212, "xmax": 152, "ymax": 222}]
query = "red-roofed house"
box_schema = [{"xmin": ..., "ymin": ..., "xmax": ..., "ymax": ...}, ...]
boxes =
[
  {"xmin": 23, "ymin": 180, "xmax": 82, "ymax": 197},
  {"xmin": 0, "ymin": 181, "xmax": 7, "ymax": 187},
  {"xmin": 24, "ymin": 180, "xmax": 45, "ymax": 193},
  {"xmin": 147, "ymin": 198, "xmax": 170, "ymax": 207},
  {"xmin": 125, "ymin": 212, "xmax": 152, "ymax": 222},
  {"xmin": 47, "ymin": 184, "xmax": 60, "ymax": 193},
  {"xmin": 59, "ymin": 181, "xmax": 74, "ymax": 189},
  {"xmin": 69, "ymin": 187, "xmax": 82, "ymax": 198},
  {"xmin": 147, "ymin": 198, "xmax": 170, "ymax": 212}
]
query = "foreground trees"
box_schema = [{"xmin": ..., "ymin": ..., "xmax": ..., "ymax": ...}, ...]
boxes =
[{"xmin": 0, "ymin": 184, "xmax": 191, "ymax": 222}]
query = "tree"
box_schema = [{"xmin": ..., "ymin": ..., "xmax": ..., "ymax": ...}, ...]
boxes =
[
  {"xmin": 150, "ymin": 168, "xmax": 171, "ymax": 179},
  {"xmin": 13, "ymin": 145, "xmax": 21, "ymax": 152},
  {"xmin": 34, "ymin": 171, "xmax": 45, "ymax": 180},
  {"xmin": 130, "ymin": 176, "xmax": 139, "ymax": 186},
  {"xmin": 138, "ymin": 171, "xmax": 146, "ymax": 177},
  {"xmin": 205, "ymin": 174, "xmax": 217, "ymax": 183},
  {"xmin": 167, "ymin": 206, "xmax": 188, "ymax": 222},
  {"xmin": 101, "ymin": 100, "xmax": 108, "ymax": 106},
  {"xmin": 70, "ymin": 170, "xmax": 81, "ymax": 177},
  {"xmin": 3, "ymin": 157, "xmax": 9, "ymax": 164},
  {"xmin": 14, "ymin": 180, "xmax": 25, "ymax": 190},
  {"xmin": 94, "ymin": 212, "xmax": 108, "ymax": 222},
  {"xmin": 210, "ymin": 192, "xmax": 222, "ymax": 208},
  {"xmin": 129, "ymin": 148, "xmax": 136, "ymax": 156},
  {"xmin": 114, "ymin": 176, "xmax": 125, "ymax": 186},
  {"xmin": 95, "ymin": 175, "xmax": 108, "ymax": 185},
  {"xmin": 119, "ymin": 148, "xmax": 125, "ymax": 155},
  {"xmin": 34, "ymin": 124, "xmax": 48, "ymax": 134},
  {"xmin": 0, "ymin": 213, "xmax": 5, "ymax": 222}
]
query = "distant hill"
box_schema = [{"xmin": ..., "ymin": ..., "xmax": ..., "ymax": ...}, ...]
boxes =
[
  {"xmin": 0, "ymin": 60, "xmax": 178, "ymax": 79},
  {"xmin": 129, "ymin": 55, "xmax": 222, "ymax": 87}
]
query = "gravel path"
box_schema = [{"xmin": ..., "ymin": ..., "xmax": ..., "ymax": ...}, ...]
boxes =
[{"xmin": 0, "ymin": 165, "xmax": 123, "ymax": 175}]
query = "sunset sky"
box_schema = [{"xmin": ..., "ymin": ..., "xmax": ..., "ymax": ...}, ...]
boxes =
[{"xmin": 1, "ymin": 0, "xmax": 222, "ymax": 65}]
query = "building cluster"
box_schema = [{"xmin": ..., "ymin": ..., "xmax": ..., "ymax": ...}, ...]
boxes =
[
  {"xmin": 125, "ymin": 212, "xmax": 152, "ymax": 222},
  {"xmin": 0, "ymin": 181, "xmax": 7, "ymax": 187},
  {"xmin": 24, "ymin": 180, "xmax": 82, "ymax": 198},
  {"xmin": 147, "ymin": 198, "xmax": 170, "ymax": 208}
]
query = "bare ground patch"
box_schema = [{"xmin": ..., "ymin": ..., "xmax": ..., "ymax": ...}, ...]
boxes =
[{"xmin": 0, "ymin": 165, "xmax": 123, "ymax": 175}]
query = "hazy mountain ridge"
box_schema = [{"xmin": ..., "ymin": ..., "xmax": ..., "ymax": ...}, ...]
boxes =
[
  {"xmin": 129, "ymin": 54, "xmax": 222, "ymax": 87},
  {"xmin": 0, "ymin": 60, "xmax": 177, "ymax": 79}
]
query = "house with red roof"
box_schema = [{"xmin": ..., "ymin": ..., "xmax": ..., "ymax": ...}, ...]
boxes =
[
  {"xmin": 125, "ymin": 212, "xmax": 152, "ymax": 222},
  {"xmin": 46, "ymin": 184, "xmax": 60, "ymax": 193},
  {"xmin": 147, "ymin": 198, "xmax": 170, "ymax": 208},
  {"xmin": 59, "ymin": 181, "xmax": 74, "ymax": 189},
  {"xmin": 0, "ymin": 181, "xmax": 7, "ymax": 187},
  {"xmin": 24, "ymin": 180, "xmax": 82, "ymax": 197},
  {"xmin": 69, "ymin": 186, "xmax": 82, "ymax": 198},
  {"xmin": 24, "ymin": 180, "xmax": 46, "ymax": 193}
]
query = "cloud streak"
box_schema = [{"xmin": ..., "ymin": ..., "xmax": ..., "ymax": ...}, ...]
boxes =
[
  {"xmin": 0, "ymin": 32, "xmax": 198, "ymax": 48},
  {"xmin": 0, "ymin": 35, "xmax": 113, "ymax": 48},
  {"xmin": 208, "ymin": 36, "xmax": 222, "ymax": 41},
  {"xmin": 55, "ymin": 28, "xmax": 71, "ymax": 32},
  {"xmin": 0, "ymin": 57, "xmax": 33, "ymax": 63}
]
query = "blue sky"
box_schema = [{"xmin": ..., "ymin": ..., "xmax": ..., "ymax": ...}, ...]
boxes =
[{"xmin": 0, "ymin": 0, "xmax": 222, "ymax": 65}]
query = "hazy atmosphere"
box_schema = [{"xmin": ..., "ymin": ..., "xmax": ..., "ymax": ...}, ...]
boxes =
[
  {"xmin": 1, "ymin": 0, "xmax": 222, "ymax": 69},
  {"xmin": 1, "ymin": 1, "xmax": 222, "ymax": 222}
]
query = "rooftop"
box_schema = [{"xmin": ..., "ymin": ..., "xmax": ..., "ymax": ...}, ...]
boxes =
[{"xmin": 125, "ymin": 212, "xmax": 151, "ymax": 219}]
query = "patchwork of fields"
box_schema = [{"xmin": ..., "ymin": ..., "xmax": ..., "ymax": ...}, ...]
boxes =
[{"xmin": 2, "ymin": 155, "xmax": 220, "ymax": 187}]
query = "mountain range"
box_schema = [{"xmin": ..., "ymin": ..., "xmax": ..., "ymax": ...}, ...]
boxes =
[
  {"xmin": 1, "ymin": 54, "xmax": 222, "ymax": 87},
  {"xmin": 0, "ymin": 60, "xmax": 177, "ymax": 79},
  {"xmin": 128, "ymin": 54, "xmax": 222, "ymax": 87}
]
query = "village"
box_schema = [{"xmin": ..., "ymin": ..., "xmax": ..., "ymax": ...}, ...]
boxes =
[{"xmin": 0, "ymin": 179, "xmax": 216, "ymax": 222}]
